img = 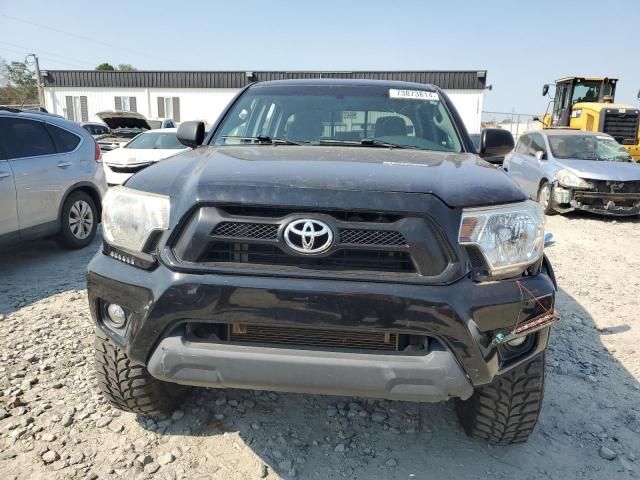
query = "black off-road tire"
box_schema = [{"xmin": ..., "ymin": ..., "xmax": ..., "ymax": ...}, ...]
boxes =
[
  {"xmin": 455, "ymin": 353, "xmax": 546, "ymax": 445},
  {"xmin": 94, "ymin": 333, "xmax": 190, "ymax": 416},
  {"xmin": 56, "ymin": 190, "xmax": 98, "ymax": 249}
]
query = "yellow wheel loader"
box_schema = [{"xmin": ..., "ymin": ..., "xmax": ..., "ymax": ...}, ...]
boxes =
[{"xmin": 540, "ymin": 77, "xmax": 640, "ymax": 160}]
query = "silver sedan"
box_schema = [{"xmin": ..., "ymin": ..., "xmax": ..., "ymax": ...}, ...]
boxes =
[{"xmin": 503, "ymin": 129, "xmax": 640, "ymax": 216}]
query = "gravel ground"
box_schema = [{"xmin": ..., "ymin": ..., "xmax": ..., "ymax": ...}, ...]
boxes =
[{"xmin": 1, "ymin": 213, "xmax": 639, "ymax": 480}]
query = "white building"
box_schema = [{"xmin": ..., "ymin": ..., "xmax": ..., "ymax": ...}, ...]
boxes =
[{"xmin": 42, "ymin": 70, "xmax": 488, "ymax": 133}]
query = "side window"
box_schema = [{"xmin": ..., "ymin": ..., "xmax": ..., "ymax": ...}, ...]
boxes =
[
  {"xmin": 46, "ymin": 124, "xmax": 81, "ymax": 153},
  {"xmin": 528, "ymin": 134, "xmax": 547, "ymax": 156},
  {"xmin": 515, "ymin": 135, "xmax": 530, "ymax": 154},
  {"xmin": 0, "ymin": 118, "xmax": 56, "ymax": 159}
]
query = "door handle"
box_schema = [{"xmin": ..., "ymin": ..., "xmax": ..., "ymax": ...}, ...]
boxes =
[
  {"xmin": 56, "ymin": 161, "xmax": 72, "ymax": 168},
  {"xmin": 0, "ymin": 171, "xmax": 11, "ymax": 179}
]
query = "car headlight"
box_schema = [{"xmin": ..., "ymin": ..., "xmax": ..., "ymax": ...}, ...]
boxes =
[
  {"xmin": 459, "ymin": 201, "xmax": 545, "ymax": 277},
  {"xmin": 102, "ymin": 186, "xmax": 170, "ymax": 254},
  {"xmin": 555, "ymin": 169, "xmax": 592, "ymax": 189}
]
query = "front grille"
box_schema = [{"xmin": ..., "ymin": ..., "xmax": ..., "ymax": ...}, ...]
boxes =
[
  {"xmin": 602, "ymin": 111, "xmax": 640, "ymax": 145},
  {"xmin": 228, "ymin": 324, "xmax": 399, "ymax": 351},
  {"xmin": 212, "ymin": 222, "xmax": 278, "ymax": 240},
  {"xmin": 172, "ymin": 206, "xmax": 453, "ymax": 279},
  {"xmin": 210, "ymin": 221, "xmax": 407, "ymax": 247},
  {"xmin": 108, "ymin": 163, "xmax": 151, "ymax": 174},
  {"xmin": 340, "ymin": 229, "xmax": 407, "ymax": 246},
  {"xmin": 200, "ymin": 242, "xmax": 415, "ymax": 273},
  {"xmin": 588, "ymin": 180, "xmax": 640, "ymax": 194}
]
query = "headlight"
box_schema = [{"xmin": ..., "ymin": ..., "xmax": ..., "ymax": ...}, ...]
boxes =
[
  {"xmin": 571, "ymin": 109, "xmax": 582, "ymax": 118},
  {"xmin": 459, "ymin": 201, "xmax": 545, "ymax": 277},
  {"xmin": 555, "ymin": 169, "xmax": 592, "ymax": 189},
  {"xmin": 102, "ymin": 186, "xmax": 170, "ymax": 254}
]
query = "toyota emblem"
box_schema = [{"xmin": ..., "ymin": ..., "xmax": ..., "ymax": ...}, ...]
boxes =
[{"xmin": 283, "ymin": 219, "xmax": 334, "ymax": 254}]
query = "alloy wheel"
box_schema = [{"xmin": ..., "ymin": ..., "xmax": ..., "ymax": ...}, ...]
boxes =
[{"xmin": 69, "ymin": 200, "xmax": 94, "ymax": 239}]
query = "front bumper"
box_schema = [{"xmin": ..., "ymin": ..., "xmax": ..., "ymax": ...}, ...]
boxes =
[
  {"xmin": 103, "ymin": 163, "xmax": 134, "ymax": 186},
  {"xmin": 148, "ymin": 335, "xmax": 473, "ymax": 402},
  {"xmin": 553, "ymin": 186, "xmax": 640, "ymax": 216},
  {"xmin": 87, "ymin": 252, "xmax": 556, "ymax": 401}
]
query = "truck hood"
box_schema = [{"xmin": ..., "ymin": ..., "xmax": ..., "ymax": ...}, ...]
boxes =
[
  {"xmin": 559, "ymin": 159, "xmax": 640, "ymax": 181},
  {"xmin": 96, "ymin": 111, "xmax": 151, "ymax": 130},
  {"xmin": 127, "ymin": 145, "xmax": 527, "ymax": 208}
]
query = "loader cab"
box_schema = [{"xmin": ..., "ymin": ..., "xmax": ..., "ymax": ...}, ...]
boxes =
[{"xmin": 545, "ymin": 77, "xmax": 618, "ymax": 127}]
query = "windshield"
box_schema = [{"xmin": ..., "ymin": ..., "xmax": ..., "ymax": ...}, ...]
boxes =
[
  {"xmin": 548, "ymin": 134, "xmax": 632, "ymax": 162},
  {"xmin": 125, "ymin": 132, "xmax": 184, "ymax": 149},
  {"xmin": 147, "ymin": 120, "xmax": 162, "ymax": 129},
  {"xmin": 212, "ymin": 85, "xmax": 462, "ymax": 153},
  {"xmin": 571, "ymin": 80, "xmax": 615, "ymax": 104}
]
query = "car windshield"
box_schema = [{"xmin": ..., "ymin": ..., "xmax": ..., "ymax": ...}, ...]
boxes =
[
  {"xmin": 125, "ymin": 132, "xmax": 183, "ymax": 149},
  {"xmin": 147, "ymin": 120, "xmax": 162, "ymax": 129},
  {"xmin": 212, "ymin": 84, "xmax": 462, "ymax": 153},
  {"xmin": 548, "ymin": 134, "xmax": 632, "ymax": 162}
]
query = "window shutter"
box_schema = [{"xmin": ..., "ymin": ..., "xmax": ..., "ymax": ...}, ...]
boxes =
[
  {"xmin": 114, "ymin": 96, "xmax": 122, "ymax": 110},
  {"xmin": 172, "ymin": 97, "xmax": 180, "ymax": 122},
  {"xmin": 157, "ymin": 97, "xmax": 165, "ymax": 117},
  {"xmin": 65, "ymin": 96, "xmax": 75, "ymax": 121},
  {"xmin": 129, "ymin": 96, "xmax": 137, "ymax": 112},
  {"xmin": 80, "ymin": 96, "xmax": 88, "ymax": 122}
]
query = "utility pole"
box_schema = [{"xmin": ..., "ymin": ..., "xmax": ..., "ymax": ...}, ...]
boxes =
[{"xmin": 25, "ymin": 53, "xmax": 44, "ymax": 107}]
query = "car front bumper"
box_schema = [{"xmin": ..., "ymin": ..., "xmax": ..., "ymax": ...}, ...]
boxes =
[
  {"xmin": 553, "ymin": 186, "xmax": 640, "ymax": 216},
  {"xmin": 87, "ymin": 252, "xmax": 556, "ymax": 402},
  {"xmin": 103, "ymin": 163, "xmax": 134, "ymax": 186}
]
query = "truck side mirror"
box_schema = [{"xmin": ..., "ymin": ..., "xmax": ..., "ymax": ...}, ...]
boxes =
[
  {"xmin": 479, "ymin": 128, "xmax": 514, "ymax": 158},
  {"xmin": 535, "ymin": 150, "xmax": 546, "ymax": 161},
  {"xmin": 177, "ymin": 121, "xmax": 205, "ymax": 148},
  {"xmin": 637, "ymin": 89, "xmax": 640, "ymax": 101},
  {"xmin": 542, "ymin": 85, "xmax": 549, "ymax": 96}
]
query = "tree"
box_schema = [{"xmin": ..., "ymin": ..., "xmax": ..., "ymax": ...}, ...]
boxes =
[
  {"xmin": 0, "ymin": 59, "xmax": 37, "ymax": 106},
  {"xmin": 96, "ymin": 63, "xmax": 115, "ymax": 71},
  {"xmin": 117, "ymin": 64, "xmax": 137, "ymax": 72}
]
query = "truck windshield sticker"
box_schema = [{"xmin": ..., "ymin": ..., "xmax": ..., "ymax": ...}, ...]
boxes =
[{"xmin": 389, "ymin": 89, "xmax": 439, "ymax": 101}]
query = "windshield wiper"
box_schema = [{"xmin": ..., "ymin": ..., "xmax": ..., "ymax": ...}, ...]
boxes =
[
  {"xmin": 221, "ymin": 135, "xmax": 302, "ymax": 145},
  {"xmin": 317, "ymin": 138, "xmax": 418, "ymax": 149}
]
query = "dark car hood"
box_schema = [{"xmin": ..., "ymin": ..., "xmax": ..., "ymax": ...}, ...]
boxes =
[{"xmin": 127, "ymin": 145, "xmax": 526, "ymax": 208}]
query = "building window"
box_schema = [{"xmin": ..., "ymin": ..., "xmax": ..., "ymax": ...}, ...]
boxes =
[
  {"xmin": 114, "ymin": 96, "xmax": 137, "ymax": 112},
  {"xmin": 64, "ymin": 96, "xmax": 88, "ymax": 122},
  {"xmin": 156, "ymin": 97, "xmax": 180, "ymax": 122}
]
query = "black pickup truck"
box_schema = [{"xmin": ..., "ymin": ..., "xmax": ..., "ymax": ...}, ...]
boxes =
[{"xmin": 88, "ymin": 79, "xmax": 558, "ymax": 445}]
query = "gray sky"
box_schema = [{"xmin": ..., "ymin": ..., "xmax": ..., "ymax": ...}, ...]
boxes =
[{"xmin": 1, "ymin": 0, "xmax": 639, "ymax": 115}]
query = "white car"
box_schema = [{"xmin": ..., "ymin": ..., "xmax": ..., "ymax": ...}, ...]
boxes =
[{"xmin": 102, "ymin": 128, "xmax": 189, "ymax": 186}]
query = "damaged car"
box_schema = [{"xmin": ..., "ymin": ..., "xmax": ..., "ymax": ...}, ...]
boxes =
[
  {"xmin": 504, "ymin": 129, "xmax": 640, "ymax": 216},
  {"xmin": 95, "ymin": 111, "xmax": 153, "ymax": 152}
]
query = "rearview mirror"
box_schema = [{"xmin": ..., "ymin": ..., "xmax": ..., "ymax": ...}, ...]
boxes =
[
  {"xmin": 177, "ymin": 121, "xmax": 205, "ymax": 148},
  {"xmin": 542, "ymin": 84, "xmax": 549, "ymax": 97},
  {"xmin": 535, "ymin": 150, "xmax": 546, "ymax": 161},
  {"xmin": 637, "ymin": 89, "xmax": 640, "ymax": 101},
  {"xmin": 479, "ymin": 128, "xmax": 514, "ymax": 158}
]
